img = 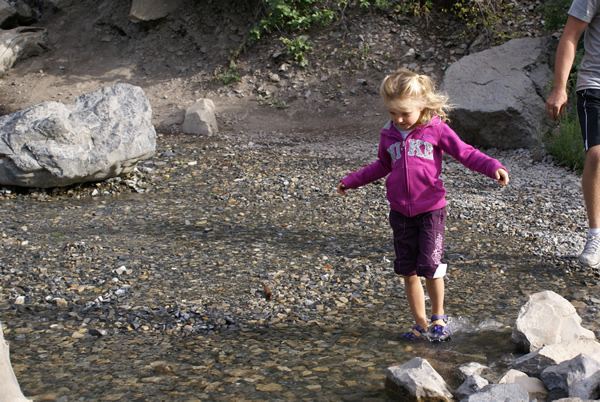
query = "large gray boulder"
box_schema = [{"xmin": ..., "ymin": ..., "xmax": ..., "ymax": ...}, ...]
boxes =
[
  {"xmin": 0, "ymin": 0, "xmax": 36, "ymax": 29},
  {"xmin": 442, "ymin": 37, "xmax": 556, "ymax": 150},
  {"xmin": 0, "ymin": 1, "xmax": 15, "ymax": 27},
  {"xmin": 0, "ymin": 83, "xmax": 156, "ymax": 188},
  {"xmin": 0, "ymin": 26, "xmax": 48, "ymax": 76}
]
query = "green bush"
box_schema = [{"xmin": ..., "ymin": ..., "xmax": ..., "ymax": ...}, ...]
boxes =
[
  {"xmin": 441, "ymin": 0, "xmax": 522, "ymax": 44},
  {"xmin": 214, "ymin": 60, "xmax": 241, "ymax": 86},
  {"xmin": 280, "ymin": 35, "xmax": 312, "ymax": 66},
  {"xmin": 250, "ymin": 0, "xmax": 336, "ymax": 41},
  {"xmin": 246, "ymin": 0, "xmax": 529, "ymax": 67},
  {"xmin": 541, "ymin": 0, "xmax": 571, "ymax": 32},
  {"xmin": 545, "ymin": 117, "xmax": 586, "ymax": 174},
  {"xmin": 394, "ymin": 0, "xmax": 432, "ymax": 16}
]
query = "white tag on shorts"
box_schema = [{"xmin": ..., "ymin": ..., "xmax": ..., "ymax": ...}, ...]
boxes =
[{"xmin": 433, "ymin": 263, "xmax": 447, "ymax": 279}]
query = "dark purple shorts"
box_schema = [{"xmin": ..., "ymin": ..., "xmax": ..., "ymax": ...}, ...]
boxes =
[{"xmin": 389, "ymin": 207, "xmax": 446, "ymax": 278}]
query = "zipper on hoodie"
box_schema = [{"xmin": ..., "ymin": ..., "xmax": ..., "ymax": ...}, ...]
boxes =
[
  {"xmin": 401, "ymin": 132, "xmax": 411, "ymax": 216},
  {"xmin": 390, "ymin": 122, "xmax": 425, "ymax": 217}
]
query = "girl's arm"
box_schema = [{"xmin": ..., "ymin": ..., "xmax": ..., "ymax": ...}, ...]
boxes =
[
  {"xmin": 546, "ymin": 15, "xmax": 588, "ymax": 121},
  {"xmin": 339, "ymin": 137, "xmax": 392, "ymax": 193},
  {"xmin": 339, "ymin": 159, "xmax": 391, "ymax": 192},
  {"xmin": 440, "ymin": 125, "xmax": 507, "ymax": 180}
]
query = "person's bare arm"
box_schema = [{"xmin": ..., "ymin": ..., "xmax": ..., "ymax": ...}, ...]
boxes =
[{"xmin": 546, "ymin": 15, "xmax": 589, "ymax": 121}]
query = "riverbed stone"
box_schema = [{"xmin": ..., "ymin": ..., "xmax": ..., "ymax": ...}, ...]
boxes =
[
  {"xmin": 0, "ymin": 27, "xmax": 48, "ymax": 76},
  {"xmin": 498, "ymin": 369, "xmax": 547, "ymax": 401},
  {"xmin": 455, "ymin": 374, "xmax": 489, "ymax": 399},
  {"xmin": 0, "ymin": 1, "xmax": 15, "ymax": 27},
  {"xmin": 181, "ymin": 99, "xmax": 218, "ymax": 136},
  {"xmin": 512, "ymin": 290, "xmax": 596, "ymax": 352},
  {"xmin": 386, "ymin": 357, "xmax": 453, "ymax": 400},
  {"xmin": 457, "ymin": 362, "xmax": 488, "ymax": 379},
  {"xmin": 129, "ymin": 0, "xmax": 183, "ymax": 22},
  {"xmin": 540, "ymin": 353, "xmax": 600, "ymax": 400},
  {"xmin": 510, "ymin": 339, "xmax": 600, "ymax": 378},
  {"xmin": 461, "ymin": 383, "xmax": 530, "ymax": 401}
]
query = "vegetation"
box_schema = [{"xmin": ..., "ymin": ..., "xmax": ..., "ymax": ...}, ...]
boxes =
[
  {"xmin": 243, "ymin": 0, "xmax": 528, "ymax": 70},
  {"xmin": 540, "ymin": 0, "xmax": 571, "ymax": 31},
  {"xmin": 214, "ymin": 59, "xmax": 241, "ymax": 85},
  {"xmin": 443, "ymin": 0, "xmax": 522, "ymax": 44},
  {"xmin": 214, "ymin": 0, "xmax": 532, "ymax": 85},
  {"xmin": 279, "ymin": 35, "xmax": 312, "ymax": 67},
  {"xmin": 546, "ymin": 117, "xmax": 586, "ymax": 174}
]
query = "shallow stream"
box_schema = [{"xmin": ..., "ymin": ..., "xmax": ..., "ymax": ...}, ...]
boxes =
[{"xmin": 1, "ymin": 135, "xmax": 599, "ymax": 400}]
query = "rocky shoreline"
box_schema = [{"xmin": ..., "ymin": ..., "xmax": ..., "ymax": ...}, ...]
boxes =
[{"xmin": 1, "ymin": 131, "xmax": 599, "ymax": 400}]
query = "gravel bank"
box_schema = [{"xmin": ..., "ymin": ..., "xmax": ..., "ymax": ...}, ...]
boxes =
[{"xmin": 1, "ymin": 132, "xmax": 599, "ymax": 400}]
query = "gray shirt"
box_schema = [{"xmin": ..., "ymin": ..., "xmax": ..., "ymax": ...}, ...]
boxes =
[{"xmin": 570, "ymin": 0, "xmax": 600, "ymax": 89}]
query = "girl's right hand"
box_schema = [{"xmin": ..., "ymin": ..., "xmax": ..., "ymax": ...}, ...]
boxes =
[
  {"xmin": 337, "ymin": 182, "xmax": 347, "ymax": 195},
  {"xmin": 495, "ymin": 168, "xmax": 509, "ymax": 186}
]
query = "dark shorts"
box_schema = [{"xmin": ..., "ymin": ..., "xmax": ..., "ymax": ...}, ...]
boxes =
[
  {"xmin": 389, "ymin": 207, "xmax": 446, "ymax": 278},
  {"xmin": 577, "ymin": 89, "xmax": 600, "ymax": 151}
]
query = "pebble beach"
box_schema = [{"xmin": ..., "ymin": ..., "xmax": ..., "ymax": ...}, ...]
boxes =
[{"xmin": 1, "ymin": 130, "xmax": 599, "ymax": 400}]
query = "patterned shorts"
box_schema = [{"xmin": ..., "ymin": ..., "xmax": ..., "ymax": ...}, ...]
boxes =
[{"xmin": 388, "ymin": 207, "xmax": 446, "ymax": 278}]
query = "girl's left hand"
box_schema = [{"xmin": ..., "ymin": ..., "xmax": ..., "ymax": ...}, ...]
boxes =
[{"xmin": 495, "ymin": 169, "xmax": 509, "ymax": 186}]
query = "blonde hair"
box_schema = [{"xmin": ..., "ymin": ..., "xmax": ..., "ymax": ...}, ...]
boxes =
[{"xmin": 380, "ymin": 68, "xmax": 451, "ymax": 125}]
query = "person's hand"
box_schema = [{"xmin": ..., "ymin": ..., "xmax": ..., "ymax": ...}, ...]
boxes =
[
  {"xmin": 545, "ymin": 88, "xmax": 568, "ymax": 122},
  {"xmin": 337, "ymin": 182, "xmax": 347, "ymax": 195},
  {"xmin": 495, "ymin": 168, "xmax": 509, "ymax": 186}
]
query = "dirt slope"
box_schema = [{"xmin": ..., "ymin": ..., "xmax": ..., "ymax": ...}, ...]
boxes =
[{"xmin": 0, "ymin": 0, "xmax": 547, "ymax": 138}]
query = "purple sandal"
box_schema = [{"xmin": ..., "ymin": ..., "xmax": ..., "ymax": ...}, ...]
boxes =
[
  {"xmin": 402, "ymin": 324, "xmax": 427, "ymax": 340},
  {"xmin": 429, "ymin": 315, "xmax": 451, "ymax": 342}
]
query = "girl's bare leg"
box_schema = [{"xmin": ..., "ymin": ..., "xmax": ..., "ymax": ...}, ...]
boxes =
[
  {"xmin": 426, "ymin": 277, "xmax": 446, "ymax": 326},
  {"xmin": 403, "ymin": 275, "xmax": 428, "ymax": 333}
]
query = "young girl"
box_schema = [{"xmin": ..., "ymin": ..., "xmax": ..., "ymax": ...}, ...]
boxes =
[{"xmin": 337, "ymin": 68, "xmax": 509, "ymax": 342}]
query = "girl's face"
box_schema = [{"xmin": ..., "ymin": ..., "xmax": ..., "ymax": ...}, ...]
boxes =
[{"xmin": 388, "ymin": 106, "xmax": 423, "ymax": 131}]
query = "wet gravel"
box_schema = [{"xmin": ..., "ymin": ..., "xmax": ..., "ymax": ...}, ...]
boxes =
[{"xmin": 1, "ymin": 131, "xmax": 600, "ymax": 401}]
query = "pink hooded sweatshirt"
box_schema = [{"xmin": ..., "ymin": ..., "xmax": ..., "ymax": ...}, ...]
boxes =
[{"xmin": 340, "ymin": 116, "xmax": 506, "ymax": 217}]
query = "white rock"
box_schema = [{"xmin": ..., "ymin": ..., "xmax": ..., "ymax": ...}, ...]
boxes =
[
  {"xmin": 512, "ymin": 290, "xmax": 595, "ymax": 352},
  {"xmin": 498, "ymin": 369, "xmax": 547, "ymax": 400}
]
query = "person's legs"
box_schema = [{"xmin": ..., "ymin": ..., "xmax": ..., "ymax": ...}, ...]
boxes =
[
  {"xmin": 425, "ymin": 277, "xmax": 450, "ymax": 341},
  {"xmin": 577, "ymin": 90, "xmax": 600, "ymax": 267},
  {"xmin": 425, "ymin": 277, "xmax": 445, "ymax": 322},
  {"xmin": 580, "ymin": 146, "xmax": 600, "ymax": 267},
  {"xmin": 403, "ymin": 275, "xmax": 428, "ymax": 333},
  {"xmin": 417, "ymin": 208, "xmax": 446, "ymax": 319},
  {"xmin": 389, "ymin": 210, "xmax": 427, "ymax": 337},
  {"xmin": 391, "ymin": 209, "xmax": 449, "ymax": 339},
  {"xmin": 416, "ymin": 208, "xmax": 450, "ymax": 341},
  {"xmin": 583, "ymin": 145, "xmax": 600, "ymax": 229}
]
